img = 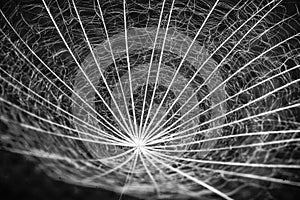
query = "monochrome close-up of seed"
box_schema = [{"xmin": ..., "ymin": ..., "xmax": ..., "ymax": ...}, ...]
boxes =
[{"xmin": 0, "ymin": 0, "xmax": 299, "ymax": 199}]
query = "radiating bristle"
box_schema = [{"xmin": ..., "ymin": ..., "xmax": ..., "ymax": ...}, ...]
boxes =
[{"xmin": 0, "ymin": 0, "xmax": 300, "ymax": 199}]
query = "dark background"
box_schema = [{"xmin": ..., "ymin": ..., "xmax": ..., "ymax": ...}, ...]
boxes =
[{"xmin": 0, "ymin": 150, "xmax": 141, "ymax": 200}]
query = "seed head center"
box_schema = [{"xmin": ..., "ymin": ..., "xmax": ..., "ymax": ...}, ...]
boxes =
[{"xmin": 134, "ymin": 139, "xmax": 146, "ymax": 151}]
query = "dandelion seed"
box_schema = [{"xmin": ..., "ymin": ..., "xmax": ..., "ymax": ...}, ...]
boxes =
[{"xmin": 0, "ymin": 0, "xmax": 299, "ymax": 200}]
